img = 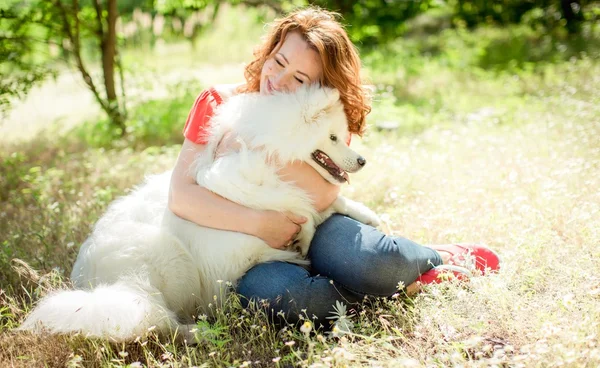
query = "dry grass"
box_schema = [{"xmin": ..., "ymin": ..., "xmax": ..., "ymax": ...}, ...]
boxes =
[{"xmin": 1, "ymin": 56, "xmax": 599, "ymax": 367}]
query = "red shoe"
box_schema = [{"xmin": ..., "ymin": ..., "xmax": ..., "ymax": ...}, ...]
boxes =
[
  {"xmin": 430, "ymin": 243, "xmax": 501, "ymax": 275},
  {"xmin": 416, "ymin": 264, "xmax": 472, "ymax": 285},
  {"xmin": 416, "ymin": 244, "xmax": 500, "ymax": 285}
]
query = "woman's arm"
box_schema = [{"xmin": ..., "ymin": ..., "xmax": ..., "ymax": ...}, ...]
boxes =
[
  {"xmin": 215, "ymin": 131, "xmax": 341, "ymax": 212},
  {"xmin": 168, "ymin": 139, "xmax": 306, "ymax": 249},
  {"xmin": 277, "ymin": 161, "xmax": 340, "ymax": 212}
]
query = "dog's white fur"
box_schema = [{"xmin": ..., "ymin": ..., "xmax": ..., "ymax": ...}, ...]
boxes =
[{"xmin": 19, "ymin": 86, "xmax": 380, "ymax": 341}]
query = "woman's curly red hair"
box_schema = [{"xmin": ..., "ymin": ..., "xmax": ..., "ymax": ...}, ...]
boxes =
[{"xmin": 237, "ymin": 7, "xmax": 371, "ymax": 136}]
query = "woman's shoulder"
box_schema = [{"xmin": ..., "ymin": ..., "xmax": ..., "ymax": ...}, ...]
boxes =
[{"xmin": 211, "ymin": 83, "xmax": 244, "ymax": 102}]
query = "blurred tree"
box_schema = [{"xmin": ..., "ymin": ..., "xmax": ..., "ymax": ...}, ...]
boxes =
[
  {"xmin": 118, "ymin": 0, "xmax": 155, "ymax": 15},
  {"xmin": 0, "ymin": 0, "xmax": 127, "ymax": 134},
  {"xmin": 156, "ymin": 0, "xmax": 222, "ymax": 49},
  {"xmin": 450, "ymin": 0, "xmax": 589, "ymax": 34},
  {"xmin": 0, "ymin": 1, "xmax": 57, "ymax": 114},
  {"xmin": 155, "ymin": 0, "xmax": 283, "ymax": 49},
  {"xmin": 307, "ymin": 0, "xmax": 434, "ymax": 45}
]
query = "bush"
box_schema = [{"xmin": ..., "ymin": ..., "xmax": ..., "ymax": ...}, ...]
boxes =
[{"xmin": 72, "ymin": 80, "xmax": 202, "ymax": 149}]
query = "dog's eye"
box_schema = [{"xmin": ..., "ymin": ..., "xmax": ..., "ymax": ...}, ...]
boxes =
[{"xmin": 330, "ymin": 134, "xmax": 338, "ymax": 142}]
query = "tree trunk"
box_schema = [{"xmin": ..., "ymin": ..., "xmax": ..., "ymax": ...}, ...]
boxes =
[{"xmin": 101, "ymin": 0, "xmax": 126, "ymax": 134}]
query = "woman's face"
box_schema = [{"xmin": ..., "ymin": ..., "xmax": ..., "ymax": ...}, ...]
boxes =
[{"xmin": 260, "ymin": 32, "xmax": 323, "ymax": 95}]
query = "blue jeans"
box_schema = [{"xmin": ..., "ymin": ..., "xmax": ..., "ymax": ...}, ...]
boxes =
[{"xmin": 236, "ymin": 214, "xmax": 442, "ymax": 326}]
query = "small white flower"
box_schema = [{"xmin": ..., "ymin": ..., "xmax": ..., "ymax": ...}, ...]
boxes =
[
  {"xmin": 300, "ymin": 321, "xmax": 312, "ymax": 335},
  {"xmin": 67, "ymin": 354, "xmax": 82, "ymax": 368},
  {"xmin": 332, "ymin": 325, "xmax": 341, "ymax": 337}
]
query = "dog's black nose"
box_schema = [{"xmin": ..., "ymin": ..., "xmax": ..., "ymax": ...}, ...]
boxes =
[{"xmin": 357, "ymin": 156, "xmax": 366, "ymax": 166}]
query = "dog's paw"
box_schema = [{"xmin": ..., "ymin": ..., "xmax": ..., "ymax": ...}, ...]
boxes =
[
  {"xmin": 349, "ymin": 205, "xmax": 381, "ymax": 227},
  {"xmin": 333, "ymin": 197, "xmax": 381, "ymax": 227},
  {"xmin": 295, "ymin": 238, "xmax": 312, "ymax": 257},
  {"xmin": 360, "ymin": 209, "xmax": 381, "ymax": 227}
]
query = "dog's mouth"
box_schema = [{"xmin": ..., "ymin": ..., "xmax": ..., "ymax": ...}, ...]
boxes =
[{"xmin": 311, "ymin": 150, "xmax": 349, "ymax": 183}]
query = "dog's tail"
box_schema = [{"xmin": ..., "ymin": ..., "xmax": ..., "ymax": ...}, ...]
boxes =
[{"xmin": 19, "ymin": 280, "xmax": 179, "ymax": 342}]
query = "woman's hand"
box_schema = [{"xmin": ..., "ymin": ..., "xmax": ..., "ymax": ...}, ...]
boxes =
[{"xmin": 256, "ymin": 210, "xmax": 307, "ymax": 249}]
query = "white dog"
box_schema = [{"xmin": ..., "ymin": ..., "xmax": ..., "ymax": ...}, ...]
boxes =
[{"xmin": 20, "ymin": 86, "xmax": 380, "ymax": 342}]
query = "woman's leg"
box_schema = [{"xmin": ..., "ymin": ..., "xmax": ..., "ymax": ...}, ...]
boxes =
[
  {"xmin": 309, "ymin": 214, "xmax": 442, "ymax": 296},
  {"xmin": 237, "ymin": 214, "xmax": 442, "ymax": 325},
  {"xmin": 236, "ymin": 261, "xmax": 363, "ymax": 326}
]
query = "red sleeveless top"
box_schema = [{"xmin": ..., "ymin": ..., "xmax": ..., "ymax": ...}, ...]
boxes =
[{"xmin": 183, "ymin": 87, "xmax": 224, "ymax": 145}]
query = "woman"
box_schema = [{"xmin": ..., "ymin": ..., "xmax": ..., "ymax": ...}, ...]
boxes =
[{"xmin": 168, "ymin": 7, "xmax": 499, "ymax": 326}]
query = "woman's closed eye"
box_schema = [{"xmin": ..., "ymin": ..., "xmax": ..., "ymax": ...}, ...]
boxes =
[{"xmin": 274, "ymin": 56, "xmax": 307, "ymax": 85}]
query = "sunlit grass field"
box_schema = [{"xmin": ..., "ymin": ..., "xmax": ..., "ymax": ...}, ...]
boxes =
[{"xmin": 1, "ymin": 6, "xmax": 600, "ymax": 367}]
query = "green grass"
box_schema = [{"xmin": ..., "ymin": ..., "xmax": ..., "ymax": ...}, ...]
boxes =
[{"xmin": 2, "ymin": 11, "xmax": 600, "ymax": 367}]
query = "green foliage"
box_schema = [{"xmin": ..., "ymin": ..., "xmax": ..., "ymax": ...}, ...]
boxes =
[
  {"xmin": 0, "ymin": 1, "xmax": 58, "ymax": 113},
  {"xmin": 361, "ymin": 18, "xmax": 599, "ymax": 137},
  {"xmin": 307, "ymin": 0, "xmax": 435, "ymax": 45},
  {"xmin": 1, "ymin": 0, "xmax": 128, "ymax": 131},
  {"xmin": 117, "ymin": 0, "xmax": 154, "ymax": 15},
  {"xmin": 449, "ymin": 0, "xmax": 595, "ymax": 34},
  {"xmin": 156, "ymin": 0, "xmax": 215, "ymax": 14},
  {"xmin": 450, "ymin": 0, "xmax": 549, "ymax": 26},
  {"xmin": 364, "ymin": 19, "xmax": 599, "ymax": 76},
  {"xmin": 73, "ymin": 80, "xmax": 202, "ymax": 149},
  {"xmin": 301, "ymin": 1, "xmax": 598, "ymax": 44}
]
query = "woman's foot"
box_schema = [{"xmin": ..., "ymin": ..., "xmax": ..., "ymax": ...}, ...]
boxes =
[
  {"xmin": 432, "ymin": 244, "xmax": 501, "ymax": 274},
  {"xmin": 408, "ymin": 244, "xmax": 501, "ymax": 291}
]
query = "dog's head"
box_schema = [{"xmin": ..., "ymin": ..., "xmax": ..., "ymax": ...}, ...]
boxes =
[
  {"xmin": 218, "ymin": 85, "xmax": 367, "ymax": 184},
  {"xmin": 291, "ymin": 85, "xmax": 367, "ymax": 185}
]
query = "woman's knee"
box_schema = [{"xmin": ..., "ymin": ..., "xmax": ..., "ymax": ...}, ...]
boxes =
[
  {"xmin": 309, "ymin": 214, "xmax": 362, "ymax": 258},
  {"xmin": 237, "ymin": 262, "xmax": 302, "ymax": 304},
  {"xmin": 309, "ymin": 215, "xmax": 440, "ymax": 295}
]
